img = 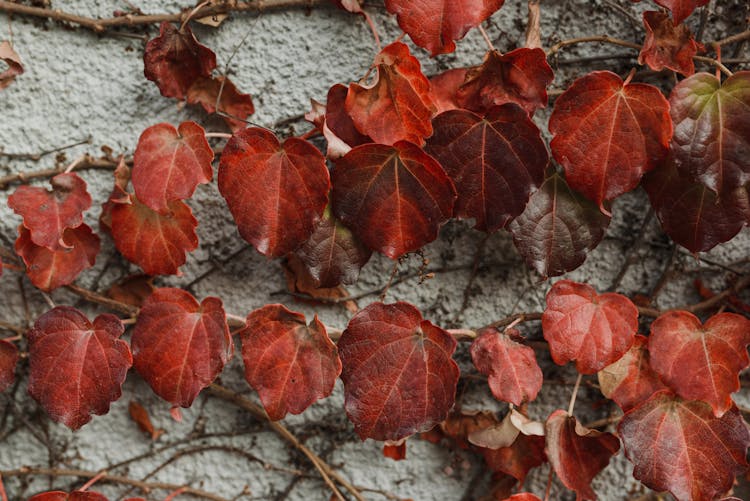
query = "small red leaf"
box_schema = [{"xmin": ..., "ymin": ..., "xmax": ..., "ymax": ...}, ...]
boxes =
[
  {"xmin": 631, "ymin": 0, "xmax": 710, "ymax": 25},
  {"xmin": 619, "ymin": 391, "xmax": 749, "ymax": 501},
  {"xmin": 16, "ymin": 224, "xmax": 100, "ymax": 292},
  {"xmin": 0, "ymin": 339, "xmax": 18, "ymax": 393},
  {"xmin": 132, "ymin": 288, "xmax": 232, "ymax": 408},
  {"xmin": 639, "ymin": 11, "xmax": 702, "ymax": 76},
  {"xmin": 425, "ymin": 105, "xmax": 548, "ymax": 231},
  {"xmin": 240, "ymin": 304, "xmax": 341, "ymax": 420},
  {"xmin": 28, "ymin": 492, "xmax": 109, "ymax": 501},
  {"xmin": 8, "ymin": 172, "xmax": 92, "ymax": 250},
  {"xmin": 332, "ymin": 141, "xmax": 456, "ymax": 259},
  {"xmin": 648, "ymin": 310, "xmax": 750, "ymax": 417},
  {"xmin": 186, "ymin": 75, "xmax": 255, "ymax": 132},
  {"xmin": 428, "ymin": 68, "xmax": 467, "ymax": 114},
  {"xmin": 383, "ymin": 441, "xmax": 407, "ymax": 461},
  {"xmin": 338, "ymin": 302, "xmax": 459, "ymax": 441},
  {"xmin": 218, "ymin": 127, "xmax": 330, "ymax": 257},
  {"xmin": 143, "ymin": 21, "xmax": 216, "ymax": 99},
  {"xmin": 503, "ymin": 495, "xmax": 542, "ymax": 501},
  {"xmin": 456, "ymin": 48, "xmax": 554, "ymax": 115},
  {"xmin": 542, "ymin": 280, "xmax": 638, "ymax": 374},
  {"xmin": 545, "ymin": 410, "xmax": 620, "ymax": 500},
  {"xmin": 106, "ymin": 274, "xmax": 155, "ymax": 309},
  {"xmin": 598, "ymin": 335, "xmax": 667, "ymax": 412},
  {"xmin": 128, "ymin": 400, "xmax": 164, "ymax": 440},
  {"xmin": 550, "ymin": 71, "xmax": 672, "ymax": 206},
  {"xmin": 482, "ymin": 432, "xmax": 547, "ymax": 484},
  {"xmin": 132, "ymin": 121, "xmax": 214, "ymax": 213},
  {"xmin": 0, "ymin": 40, "xmax": 23, "ymax": 90},
  {"xmin": 384, "ymin": 0, "xmax": 505, "ymax": 56},
  {"xmin": 346, "ymin": 42, "xmax": 435, "ymax": 145},
  {"xmin": 27, "ymin": 307, "xmax": 132, "ymax": 429},
  {"xmin": 470, "ymin": 327, "xmax": 542, "ymax": 406},
  {"xmin": 321, "ymin": 83, "xmax": 373, "ymax": 158}
]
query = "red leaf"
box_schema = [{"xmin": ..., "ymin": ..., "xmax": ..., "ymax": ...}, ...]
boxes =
[
  {"xmin": 218, "ymin": 127, "xmax": 330, "ymax": 257},
  {"xmin": 542, "ymin": 280, "xmax": 638, "ymax": 374},
  {"xmin": 0, "ymin": 339, "xmax": 18, "ymax": 393},
  {"xmin": 503, "ymin": 495, "xmax": 541, "ymax": 501},
  {"xmin": 294, "ymin": 206, "xmax": 372, "ymax": 288},
  {"xmin": 132, "ymin": 288, "xmax": 232, "ymax": 408},
  {"xmin": 669, "ymin": 71, "xmax": 750, "ymax": 193},
  {"xmin": 27, "ymin": 307, "xmax": 132, "ymax": 429},
  {"xmin": 598, "ymin": 335, "xmax": 667, "ymax": 412},
  {"xmin": 456, "ymin": 48, "xmax": 554, "ymax": 115},
  {"xmin": 186, "ymin": 75, "xmax": 255, "ymax": 132},
  {"xmin": 383, "ymin": 441, "xmax": 407, "ymax": 460},
  {"xmin": 332, "ymin": 141, "xmax": 456, "ymax": 259},
  {"xmin": 15, "ymin": 224, "xmax": 100, "ymax": 292},
  {"xmin": 0, "ymin": 40, "xmax": 23, "ymax": 90},
  {"xmin": 549, "ymin": 71, "xmax": 672, "ymax": 206},
  {"xmin": 631, "ymin": 0, "xmax": 710, "ymax": 25},
  {"xmin": 643, "ymin": 156, "xmax": 750, "ymax": 252},
  {"xmin": 384, "ymin": 0, "xmax": 505, "ymax": 56},
  {"xmin": 508, "ymin": 173, "xmax": 610, "ymax": 278},
  {"xmin": 128, "ymin": 400, "xmax": 164, "ymax": 440},
  {"xmin": 106, "ymin": 274, "xmax": 155, "ymax": 309},
  {"xmin": 320, "ymin": 83, "xmax": 372, "ymax": 158},
  {"xmin": 282, "ymin": 254, "xmax": 359, "ymax": 313},
  {"xmin": 143, "ymin": 21, "xmax": 216, "ymax": 99},
  {"xmin": 346, "ymin": 42, "xmax": 435, "ymax": 145},
  {"xmin": 240, "ymin": 304, "xmax": 341, "ymax": 420},
  {"xmin": 482, "ymin": 432, "xmax": 547, "ymax": 484},
  {"xmin": 132, "ymin": 121, "xmax": 214, "ymax": 213},
  {"xmin": 545, "ymin": 410, "xmax": 620, "ymax": 500},
  {"xmin": 28, "ymin": 492, "xmax": 108, "ymax": 501},
  {"xmin": 425, "ymin": 105, "xmax": 548, "ymax": 231},
  {"xmin": 648, "ymin": 310, "xmax": 750, "ymax": 417},
  {"xmin": 8, "ymin": 172, "xmax": 92, "ymax": 250},
  {"xmin": 110, "ymin": 195, "xmax": 198, "ymax": 276},
  {"xmin": 639, "ymin": 11, "xmax": 702, "ymax": 76},
  {"xmin": 428, "ymin": 68, "xmax": 468, "ymax": 114},
  {"xmin": 619, "ymin": 391, "xmax": 749, "ymax": 501},
  {"xmin": 470, "ymin": 327, "xmax": 542, "ymax": 406},
  {"xmin": 338, "ymin": 302, "xmax": 459, "ymax": 441}
]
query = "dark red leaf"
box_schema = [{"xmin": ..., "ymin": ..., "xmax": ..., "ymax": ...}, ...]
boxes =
[
  {"xmin": 425, "ymin": 105, "xmax": 548, "ymax": 231},
  {"xmin": 128, "ymin": 400, "xmax": 164, "ymax": 440},
  {"xmin": 28, "ymin": 492, "xmax": 109, "ymax": 501},
  {"xmin": 27, "ymin": 307, "xmax": 131, "ymax": 429},
  {"xmin": 282, "ymin": 254, "xmax": 359, "ymax": 313},
  {"xmin": 132, "ymin": 288, "xmax": 232, "ymax": 408},
  {"xmin": 218, "ymin": 127, "xmax": 330, "ymax": 257},
  {"xmin": 482, "ymin": 432, "xmax": 547, "ymax": 484},
  {"xmin": 338, "ymin": 302, "xmax": 459, "ymax": 441},
  {"xmin": 648, "ymin": 310, "xmax": 750, "ymax": 417},
  {"xmin": 0, "ymin": 339, "xmax": 18, "ymax": 393},
  {"xmin": 384, "ymin": 0, "xmax": 505, "ymax": 56},
  {"xmin": 619, "ymin": 391, "xmax": 749, "ymax": 501},
  {"xmin": 132, "ymin": 121, "xmax": 214, "ymax": 213},
  {"xmin": 346, "ymin": 42, "xmax": 435, "ymax": 145},
  {"xmin": 643, "ymin": 155, "xmax": 750, "ymax": 252},
  {"xmin": 15, "ymin": 224, "xmax": 100, "ymax": 292},
  {"xmin": 631, "ymin": 0, "xmax": 710, "ymax": 25},
  {"xmin": 508, "ymin": 173, "xmax": 611, "ymax": 278},
  {"xmin": 549, "ymin": 71, "xmax": 672, "ymax": 206},
  {"xmin": 545, "ymin": 410, "xmax": 620, "ymax": 500},
  {"xmin": 106, "ymin": 274, "xmax": 155, "ymax": 309},
  {"xmin": 456, "ymin": 48, "xmax": 554, "ymax": 115},
  {"xmin": 598, "ymin": 335, "xmax": 667, "ymax": 412},
  {"xmin": 321, "ymin": 83, "xmax": 373, "ymax": 158},
  {"xmin": 542, "ymin": 280, "xmax": 638, "ymax": 374},
  {"xmin": 294, "ymin": 206, "xmax": 372, "ymax": 288},
  {"xmin": 332, "ymin": 141, "xmax": 456, "ymax": 259},
  {"xmin": 428, "ymin": 68, "xmax": 468, "ymax": 114},
  {"xmin": 639, "ymin": 10, "xmax": 702, "ymax": 76},
  {"xmin": 0, "ymin": 40, "xmax": 23, "ymax": 90},
  {"xmin": 109, "ymin": 195, "xmax": 198, "ymax": 276},
  {"xmin": 383, "ymin": 441, "xmax": 407, "ymax": 460},
  {"xmin": 186, "ymin": 75, "xmax": 255, "ymax": 132},
  {"xmin": 470, "ymin": 327, "xmax": 542, "ymax": 406},
  {"xmin": 240, "ymin": 304, "xmax": 341, "ymax": 420},
  {"xmin": 143, "ymin": 21, "xmax": 216, "ymax": 99},
  {"xmin": 669, "ymin": 71, "xmax": 750, "ymax": 193},
  {"xmin": 8, "ymin": 172, "xmax": 92, "ymax": 250}
]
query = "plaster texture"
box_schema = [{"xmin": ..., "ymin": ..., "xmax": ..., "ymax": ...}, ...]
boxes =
[{"xmin": 0, "ymin": 0, "xmax": 749, "ymax": 500}]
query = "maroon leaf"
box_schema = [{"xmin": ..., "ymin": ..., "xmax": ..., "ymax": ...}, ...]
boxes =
[
  {"xmin": 508, "ymin": 173, "xmax": 611, "ymax": 278},
  {"xmin": 648, "ymin": 310, "xmax": 750, "ymax": 417},
  {"xmin": 482, "ymin": 432, "xmax": 547, "ymax": 484},
  {"xmin": 0, "ymin": 339, "xmax": 18, "ymax": 393},
  {"xmin": 619, "ymin": 391, "xmax": 750, "ymax": 501},
  {"xmin": 132, "ymin": 121, "xmax": 214, "ymax": 213},
  {"xmin": 639, "ymin": 10, "xmax": 702, "ymax": 76},
  {"xmin": 549, "ymin": 71, "xmax": 672, "ymax": 206},
  {"xmin": 132, "ymin": 288, "xmax": 232, "ymax": 408},
  {"xmin": 0, "ymin": 40, "xmax": 23, "ymax": 90},
  {"xmin": 425, "ymin": 105, "xmax": 548, "ymax": 231},
  {"xmin": 545, "ymin": 410, "xmax": 620, "ymax": 500},
  {"xmin": 383, "ymin": 441, "xmax": 407, "ymax": 460},
  {"xmin": 320, "ymin": 83, "xmax": 373, "ymax": 158},
  {"xmin": 27, "ymin": 307, "xmax": 132, "ymax": 429},
  {"xmin": 218, "ymin": 127, "xmax": 330, "ymax": 257},
  {"xmin": 28, "ymin": 492, "xmax": 109, "ymax": 501},
  {"xmin": 8, "ymin": 172, "xmax": 92, "ymax": 250},
  {"xmin": 143, "ymin": 21, "xmax": 216, "ymax": 99},
  {"xmin": 240, "ymin": 304, "xmax": 341, "ymax": 420},
  {"xmin": 338, "ymin": 302, "xmax": 459, "ymax": 441},
  {"xmin": 332, "ymin": 141, "xmax": 456, "ymax": 259},
  {"xmin": 186, "ymin": 75, "xmax": 255, "ymax": 132}
]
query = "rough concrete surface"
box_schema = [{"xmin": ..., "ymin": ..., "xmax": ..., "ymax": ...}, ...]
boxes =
[{"xmin": 0, "ymin": 0, "xmax": 749, "ymax": 500}]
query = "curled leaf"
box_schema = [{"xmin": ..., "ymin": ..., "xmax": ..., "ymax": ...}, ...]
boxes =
[
  {"xmin": 186, "ymin": 75, "xmax": 255, "ymax": 132},
  {"xmin": 0, "ymin": 40, "xmax": 23, "ymax": 90},
  {"xmin": 639, "ymin": 10, "xmax": 702, "ymax": 76}
]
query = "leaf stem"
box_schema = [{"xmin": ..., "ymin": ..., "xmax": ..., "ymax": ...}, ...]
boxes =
[{"xmin": 567, "ymin": 372, "xmax": 583, "ymax": 415}]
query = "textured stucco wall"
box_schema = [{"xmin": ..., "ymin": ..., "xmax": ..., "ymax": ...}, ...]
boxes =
[{"xmin": 0, "ymin": 1, "xmax": 749, "ymax": 500}]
